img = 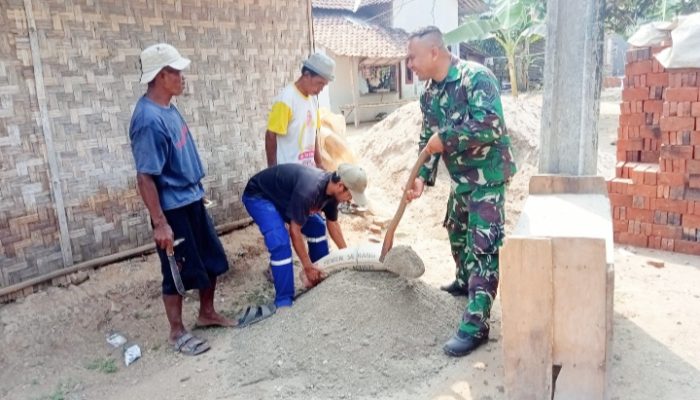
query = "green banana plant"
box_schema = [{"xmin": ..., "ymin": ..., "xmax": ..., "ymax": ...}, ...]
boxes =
[{"xmin": 443, "ymin": 0, "xmax": 546, "ymax": 97}]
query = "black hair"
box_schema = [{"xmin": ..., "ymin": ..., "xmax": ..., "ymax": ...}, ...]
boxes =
[
  {"xmin": 409, "ymin": 25, "xmax": 443, "ymax": 40},
  {"xmin": 301, "ymin": 66, "xmax": 320, "ymax": 78},
  {"xmin": 331, "ymin": 171, "xmax": 341, "ymax": 183}
]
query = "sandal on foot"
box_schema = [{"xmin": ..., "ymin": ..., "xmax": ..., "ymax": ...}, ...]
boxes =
[
  {"xmin": 235, "ymin": 304, "xmax": 276, "ymax": 328},
  {"xmin": 172, "ymin": 332, "xmax": 210, "ymax": 356}
]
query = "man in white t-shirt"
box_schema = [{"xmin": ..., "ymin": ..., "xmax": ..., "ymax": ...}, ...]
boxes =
[{"xmin": 265, "ymin": 52, "xmax": 335, "ymax": 168}]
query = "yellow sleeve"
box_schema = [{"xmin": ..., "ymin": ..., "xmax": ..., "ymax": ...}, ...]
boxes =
[{"xmin": 267, "ymin": 101, "xmax": 292, "ymax": 135}]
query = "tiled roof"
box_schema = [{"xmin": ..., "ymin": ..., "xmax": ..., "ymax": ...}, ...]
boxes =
[
  {"xmin": 314, "ymin": 12, "xmax": 408, "ymax": 59},
  {"xmin": 458, "ymin": 0, "xmax": 489, "ymax": 15},
  {"xmin": 312, "ymin": 0, "xmax": 391, "ymax": 11},
  {"xmin": 312, "ymin": 0, "xmax": 487, "ymax": 14}
]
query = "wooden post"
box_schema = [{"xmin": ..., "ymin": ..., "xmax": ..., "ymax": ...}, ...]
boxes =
[
  {"xmin": 500, "ymin": 237, "xmax": 554, "ymax": 399},
  {"xmin": 500, "ymin": 175, "xmax": 614, "ymax": 400},
  {"xmin": 349, "ymin": 57, "xmax": 360, "ymax": 128},
  {"xmin": 23, "ymin": 0, "xmax": 74, "ymax": 267}
]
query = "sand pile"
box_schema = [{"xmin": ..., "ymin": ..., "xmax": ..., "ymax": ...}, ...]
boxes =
[
  {"xmin": 223, "ymin": 271, "xmax": 464, "ymax": 400},
  {"xmin": 383, "ymin": 245, "xmax": 425, "ymax": 278},
  {"xmin": 351, "ymin": 95, "xmax": 543, "ymax": 232}
]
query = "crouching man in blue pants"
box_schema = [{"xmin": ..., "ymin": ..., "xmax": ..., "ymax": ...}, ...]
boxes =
[{"xmin": 242, "ymin": 163, "xmax": 368, "ymax": 308}]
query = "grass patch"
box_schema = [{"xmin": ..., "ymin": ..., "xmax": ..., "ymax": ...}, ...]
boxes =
[{"xmin": 85, "ymin": 357, "xmax": 118, "ymax": 374}]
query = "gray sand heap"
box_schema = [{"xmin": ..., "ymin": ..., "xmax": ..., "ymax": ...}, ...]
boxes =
[
  {"xmin": 383, "ymin": 245, "xmax": 425, "ymax": 279},
  {"xmin": 224, "ymin": 271, "xmax": 468, "ymax": 400}
]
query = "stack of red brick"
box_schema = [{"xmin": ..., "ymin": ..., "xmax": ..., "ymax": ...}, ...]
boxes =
[{"xmin": 608, "ymin": 44, "xmax": 700, "ymax": 255}]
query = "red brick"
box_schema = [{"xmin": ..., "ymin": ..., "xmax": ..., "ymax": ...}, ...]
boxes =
[
  {"xmin": 689, "ymin": 201, "xmax": 700, "ymax": 216},
  {"xmin": 613, "ymin": 220, "xmax": 627, "ymax": 232},
  {"xmin": 660, "ymin": 144, "xmax": 694, "ymax": 160},
  {"xmin": 675, "ymin": 240, "xmax": 700, "ymax": 256},
  {"xmin": 683, "ymin": 214, "xmax": 700, "ymax": 229},
  {"xmin": 669, "ymin": 186, "xmax": 686, "ymax": 200},
  {"xmin": 692, "ymin": 103, "xmax": 700, "ymax": 117},
  {"xmin": 690, "ymin": 174, "xmax": 700, "ymax": 189},
  {"xmin": 661, "ymin": 238, "xmax": 675, "ymax": 252},
  {"xmin": 689, "ymin": 160, "xmax": 700, "ymax": 174},
  {"xmin": 648, "ymin": 236, "xmax": 662, "ymax": 249},
  {"xmin": 617, "ymin": 139, "xmax": 644, "ymax": 151},
  {"xmin": 626, "ymin": 60, "xmax": 653, "ymax": 76},
  {"xmin": 697, "ymin": 117, "xmax": 700, "ymax": 131},
  {"xmin": 610, "ymin": 177, "xmax": 631, "ymax": 193},
  {"xmin": 672, "ymin": 159, "xmax": 687, "ymax": 173},
  {"xmin": 692, "ymin": 132, "xmax": 700, "ymax": 146},
  {"xmin": 651, "ymin": 224, "xmax": 683, "ymax": 239},
  {"xmin": 655, "ymin": 198, "xmax": 688, "ymax": 214},
  {"xmin": 653, "ymin": 210, "xmax": 668, "ymax": 224},
  {"xmin": 671, "ymin": 101, "xmax": 679, "ymax": 116},
  {"xmin": 628, "ymin": 208, "xmax": 654, "ymax": 223},
  {"xmin": 633, "ymin": 183, "xmax": 657, "ymax": 197},
  {"xmin": 639, "ymin": 126, "xmax": 661, "ymax": 139},
  {"xmin": 660, "ymin": 117, "xmax": 695, "ymax": 131},
  {"xmin": 631, "ymin": 165, "xmax": 648, "ymax": 184},
  {"xmin": 632, "ymin": 195, "xmax": 651, "ymax": 209},
  {"xmin": 630, "ymin": 126, "xmax": 641, "ymax": 138},
  {"xmin": 669, "ymin": 212, "xmax": 683, "ymax": 226},
  {"xmin": 623, "ymin": 88, "xmax": 650, "ymax": 102},
  {"xmin": 657, "ymin": 185, "xmax": 670, "ymax": 199},
  {"xmin": 646, "ymin": 72, "xmax": 668, "ymax": 86},
  {"xmin": 658, "ymin": 172, "xmax": 686, "ymax": 186},
  {"xmin": 665, "ymin": 87, "xmax": 699, "ymax": 102},
  {"xmin": 615, "ymin": 232, "xmax": 648, "ymax": 248},
  {"xmin": 609, "ymin": 193, "xmax": 633, "ymax": 208},
  {"xmin": 645, "ymin": 164, "xmax": 658, "ymax": 180},
  {"xmin": 620, "ymin": 102, "xmax": 631, "ymax": 115},
  {"xmin": 640, "ymin": 151, "xmax": 660, "ymax": 163},
  {"xmin": 682, "ymin": 228, "xmax": 698, "ymax": 241},
  {"xmin": 643, "ymin": 100, "xmax": 663, "ymax": 114},
  {"xmin": 620, "ymin": 113, "xmax": 647, "ymax": 127},
  {"xmin": 679, "ymin": 102, "xmax": 692, "ymax": 117}
]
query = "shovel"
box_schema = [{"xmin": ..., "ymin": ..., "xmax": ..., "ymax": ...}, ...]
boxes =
[
  {"xmin": 166, "ymin": 238, "xmax": 186, "ymax": 296},
  {"xmin": 379, "ymin": 149, "xmax": 431, "ymax": 262}
]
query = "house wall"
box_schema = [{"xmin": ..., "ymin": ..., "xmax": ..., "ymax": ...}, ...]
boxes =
[
  {"xmin": 0, "ymin": 0, "xmax": 312, "ymax": 290},
  {"xmin": 400, "ymin": 60, "xmax": 423, "ymax": 100},
  {"xmin": 325, "ymin": 53, "xmax": 405, "ymax": 123},
  {"xmin": 392, "ymin": 0, "xmax": 459, "ymax": 36}
]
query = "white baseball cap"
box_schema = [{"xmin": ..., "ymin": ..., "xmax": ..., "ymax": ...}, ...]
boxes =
[
  {"xmin": 337, "ymin": 163, "xmax": 368, "ymax": 206},
  {"xmin": 139, "ymin": 43, "xmax": 191, "ymax": 84}
]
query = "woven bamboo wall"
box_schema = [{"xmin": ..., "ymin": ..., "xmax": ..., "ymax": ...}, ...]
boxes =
[{"xmin": 0, "ymin": 0, "xmax": 312, "ymax": 288}]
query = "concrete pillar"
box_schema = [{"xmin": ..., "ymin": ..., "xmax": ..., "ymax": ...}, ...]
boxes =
[
  {"xmin": 501, "ymin": 2, "xmax": 613, "ymax": 399},
  {"xmin": 538, "ymin": 0, "xmax": 605, "ymax": 175}
]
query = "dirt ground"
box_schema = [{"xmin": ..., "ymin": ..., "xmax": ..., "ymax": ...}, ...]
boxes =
[{"xmin": 1, "ymin": 89, "xmax": 699, "ymax": 400}]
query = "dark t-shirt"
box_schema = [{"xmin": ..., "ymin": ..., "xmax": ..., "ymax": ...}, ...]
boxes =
[{"xmin": 243, "ymin": 164, "xmax": 338, "ymax": 226}]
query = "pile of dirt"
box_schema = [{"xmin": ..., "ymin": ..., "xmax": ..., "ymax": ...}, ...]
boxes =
[
  {"xmin": 350, "ymin": 95, "xmax": 543, "ymax": 233},
  {"xmin": 383, "ymin": 245, "xmax": 425, "ymax": 278},
  {"xmin": 221, "ymin": 270, "xmax": 465, "ymax": 400}
]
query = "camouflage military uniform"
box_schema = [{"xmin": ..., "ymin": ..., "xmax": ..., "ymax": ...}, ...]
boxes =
[{"xmin": 418, "ymin": 57, "xmax": 517, "ymax": 339}]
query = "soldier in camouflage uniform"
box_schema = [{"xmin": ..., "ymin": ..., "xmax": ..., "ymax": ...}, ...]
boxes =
[{"xmin": 406, "ymin": 26, "xmax": 517, "ymax": 357}]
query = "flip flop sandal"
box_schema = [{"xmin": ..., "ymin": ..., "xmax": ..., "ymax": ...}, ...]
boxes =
[
  {"xmin": 235, "ymin": 304, "xmax": 276, "ymax": 328},
  {"xmin": 172, "ymin": 332, "xmax": 210, "ymax": 356}
]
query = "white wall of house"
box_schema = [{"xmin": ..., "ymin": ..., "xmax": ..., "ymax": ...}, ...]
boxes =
[
  {"xmin": 400, "ymin": 60, "xmax": 423, "ymax": 101},
  {"xmin": 392, "ymin": 0, "xmax": 458, "ymax": 36},
  {"xmin": 324, "ymin": 51, "xmax": 409, "ymax": 123}
]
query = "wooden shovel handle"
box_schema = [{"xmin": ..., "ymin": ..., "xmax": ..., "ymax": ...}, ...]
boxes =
[{"xmin": 380, "ymin": 149, "xmax": 431, "ymax": 262}]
